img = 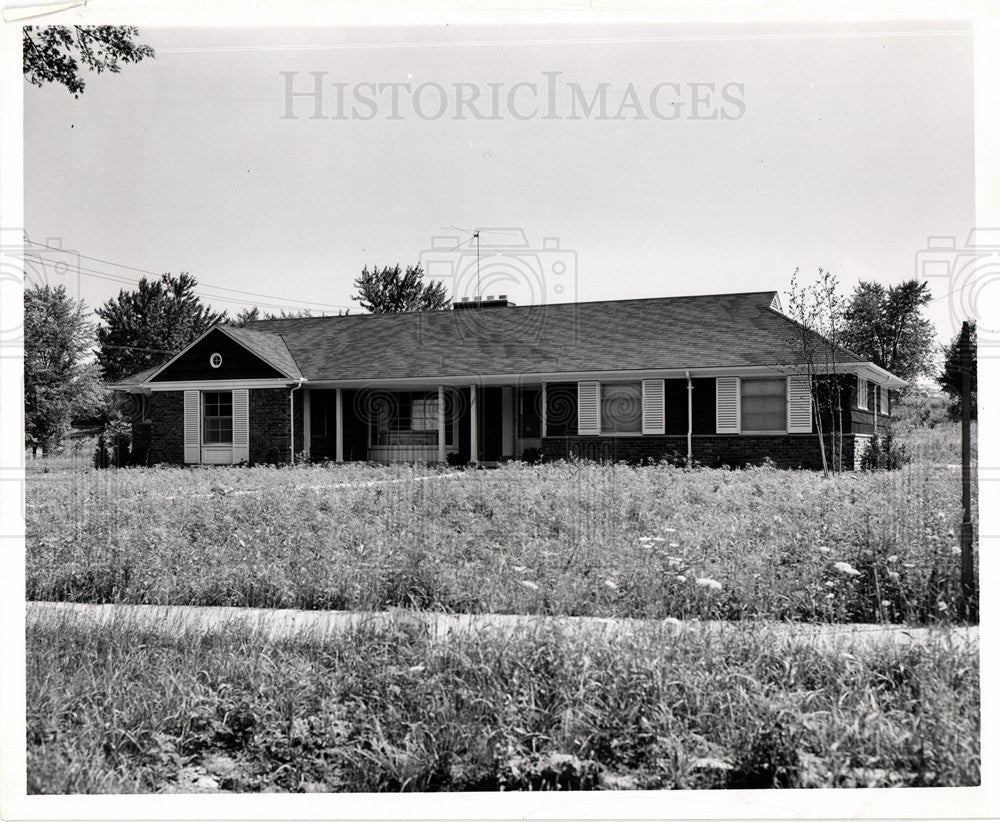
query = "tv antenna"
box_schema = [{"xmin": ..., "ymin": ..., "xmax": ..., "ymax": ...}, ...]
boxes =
[{"xmin": 441, "ymin": 225, "xmax": 521, "ymax": 302}]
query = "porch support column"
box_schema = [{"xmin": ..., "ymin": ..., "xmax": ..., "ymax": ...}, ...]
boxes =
[
  {"xmin": 470, "ymin": 384, "xmax": 478, "ymax": 464},
  {"xmin": 541, "ymin": 382, "xmax": 547, "ymax": 437},
  {"xmin": 685, "ymin": 370, "xmax": 693, "ymax": 467},
  {"xmin": 437, "ymin": 385, "xmax": 447, "ymax": 463},
  {"xmin": 335, "ymin": 388, "xmax": 344, "ymax": 463},
  {"xmin": 302, "ymin": 389, "xmax": 312, "ymax": 460}
]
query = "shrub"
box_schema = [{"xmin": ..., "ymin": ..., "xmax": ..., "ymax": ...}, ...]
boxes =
[
  {"xmin": 520, "ymin": 447, "xmax": 542, "ymax": 464},
  {"xmin": 861, "ymin": 432, "xmax": 909, "ymax": 471}
]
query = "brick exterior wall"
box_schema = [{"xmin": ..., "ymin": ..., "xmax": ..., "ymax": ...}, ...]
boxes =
[
  {"xmin": 541, "ymin": 434, "xmax": 866, "ymax": 470},
  {"xmin": 248, "ymin": 387, "xmax": 303, "ymax": 465},
  {"xmin": 148, "ymin": 391, "xmax": 184, "ymax": 464},
  {"xmin": 145, "ymin": 387, "xmax": 304, "ymax": 466}
]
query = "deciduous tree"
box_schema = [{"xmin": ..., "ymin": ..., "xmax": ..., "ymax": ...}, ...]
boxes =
[
  {"xmin": 231, "ymin": 306, "xmax": 314, "ymax": 327},
  {"xmin": 23, "ymin": 25, "xmax": 154, "ymax": 97},
  {"xmin": 96, "ymin": 273, "xmax": 224, "ymax": 383},
  {"xmin": 784, "ymin": 268, "xmax": 848, "ymax": 475},
  {"xmin": 24, "ymin": 285, "xmax": 99, "ymax": 454},
  {"xmin": 840, "ymin": 280, "xmax": 935, "ymax": 381},
  {"xmin": 352, "ymin": 264, "xmax": 449, "ymax": 313}
]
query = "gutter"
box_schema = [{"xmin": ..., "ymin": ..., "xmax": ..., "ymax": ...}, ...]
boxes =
[{"xmin": 290, "ymin": 379, "xmax": 306, "ymax": 463}]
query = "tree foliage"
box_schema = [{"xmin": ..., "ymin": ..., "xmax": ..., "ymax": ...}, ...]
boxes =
[
  {"xmin": 840, "ymin": 280, "xmax": 935, "ymax": 381},
  {"xmin": 23, "ymin": 25, "xmax": 154, "ymax": 97},
  {"xmin": 352, "ymin": 264, "xmax": 449, "ymax": 313},
  {"xmin": 96, "ymin": 273, "xmax": 224, "ymax": 383},
  {"xmin": 24, "ymin": 285, "xmax": 100, "ymax": 452},
  {"xmin": 938, "ymin": 323, "xmax": 977, "ymax": 421},
  {"xmin": 231, "ymin": 306, "xmax": 315, "ymax": 327}
]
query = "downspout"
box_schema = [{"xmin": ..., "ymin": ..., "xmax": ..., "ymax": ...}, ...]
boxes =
[
  {"xmin": 290, "ymin": 379, "xmax": 305, "ymax": 464},
  {"xmin": 685, "ymin": 370, "xmax": 693, "ymax": 466}
]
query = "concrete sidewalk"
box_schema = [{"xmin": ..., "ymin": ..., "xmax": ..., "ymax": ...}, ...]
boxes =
[{"xmin": 26, "ymin": 601, "xmax": 979, "ymax": 651}]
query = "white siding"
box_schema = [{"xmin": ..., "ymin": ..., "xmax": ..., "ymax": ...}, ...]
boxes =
[
  {"xmin": 716, "ymin": 377, "xmax": 740, "ymax": 433},
  {"xmin": 641, "ymin": 379, "xmax": 665, "ymax": 434},
  {"xmin": 183, "ymin": 390, "xmax": 201, "ymax": 463},
  {"xmin": 786, "ymin": 376, "xmax": 812, "ymax": 433},
  {"xmin": 232, "ymin": 388, "xmax": 249, "ymax": 463},
  {"xmin": 577, "ymin": 381, "xmax": 600, "ymax": 435}
]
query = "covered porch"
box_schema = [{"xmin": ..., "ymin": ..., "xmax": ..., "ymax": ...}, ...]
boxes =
[{"xmin": 302, "ymin": 383, "xmax": 548, "ymax": 464}]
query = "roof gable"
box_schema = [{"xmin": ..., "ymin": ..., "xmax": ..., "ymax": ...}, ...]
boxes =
[{"xmin": 149, "ymin": 327, "xmax": 296, "ymax": 383}]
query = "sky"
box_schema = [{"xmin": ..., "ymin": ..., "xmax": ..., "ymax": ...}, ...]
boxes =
[{"xmin": 23, "ymin": 22, "xmax": 974, "ymax": 342}]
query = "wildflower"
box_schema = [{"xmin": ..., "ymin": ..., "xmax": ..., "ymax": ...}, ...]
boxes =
[
  {"xmin": 887, "ymin": 555, "xmax": 898, "ymax": 563},
  {"xmin": 669, "ymin": 542, "xmax": 681, "ymax": 548},
  {"xmin": 667, "ymin": 556, "xmax": 684, "ymax": 567},
  {"xmin": 408, "ymin": 664, "xmax": 425, "ymax": 673},
  {"xmin": 605, "ymin": 579, "xmax": 618, "ymax": 590},
  {"xmin": 937, "ymin": 601, "xmax": 948, "ymax": 611},
  {"xmin": 676, "ymin": 575, "xmax": 686, "ymax": 582},
  {"xmin": 887, "ymin": 570, "xmax": 900, "ymax": 580},
  {"xmin": 638, "ymin": 536, "xmax": 653, "ymax": 543},
  {"xmin": 513, "ymin": 565, "xmax": 527, "ymax": 573},
  {"xmin": 519, "ymin": 580, "xmax": 539, "ymax": 591},
  {"xmin": 951, "ymin": 546, "xmax": 962, "ymax": 556},
  {"xmin": 664, "ymin": 527, "xmax": 678, "ymax": 533},
  {"xmin": 651, "ymin": 537, "xmax": 665, "ymax": 543},
  {"xmin": 834, "ymin": 561, "xmax": 860, "ymax": 576},
  {"xmin": 825, "ymin": 580, "xmax": 836, "ymax": 588},
  {"xmin": 881, "ymin": 600, "xmax": 891, "ymax": 608},
  {"xmin": 696, "ymin": 577, "xmax": 723, "ymax": 591},
  {"xmin": 818, "ymin": 546, "xmax": 831, "ymax": 553},
  {"xmin": 825, "ymin": 593, "xmax": 835, "ymax": 600}
]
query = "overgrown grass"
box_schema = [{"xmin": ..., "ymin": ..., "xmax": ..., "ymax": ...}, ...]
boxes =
[
  {"xmin": 891, "ymin": 384, "xmax": 976, "ymax": 466},
  {"xmin": 26, "ymin": 460, "xmax": 977, "ymax": 623},
  {"xmin": 26, "ymin": 615, "xmax": 979, "ymax": 793}
]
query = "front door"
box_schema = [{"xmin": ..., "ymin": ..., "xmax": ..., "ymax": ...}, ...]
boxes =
[{"xmin": 481, "ymin": 386, "xmax": 503, "ymax": 462}]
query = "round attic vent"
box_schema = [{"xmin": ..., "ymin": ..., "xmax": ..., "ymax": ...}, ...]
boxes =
[{"xmin": 209, "ymin": 353, "xmax": 223, "ymax": 369}]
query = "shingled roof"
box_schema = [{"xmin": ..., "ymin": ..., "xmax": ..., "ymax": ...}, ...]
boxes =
[{"xmin": 237, "ymin": 291, "xmax": 868, "ymax": 382}]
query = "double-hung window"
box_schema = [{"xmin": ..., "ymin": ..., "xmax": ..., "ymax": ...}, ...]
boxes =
[
  {"xmin": 203, "ymin": 391, "xmax": 233, "ymax": 444},
  {"xmin": 740, "ymin": 378, "xmax": 786, "ymax": 432},
  {"xmin": 600, "ymin": 382, "xmax": 642, "ymax": 434}
]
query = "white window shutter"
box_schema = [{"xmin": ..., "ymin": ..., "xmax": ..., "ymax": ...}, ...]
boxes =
[
  {"xmin": 786, "ymin": 376, "xmax": 812, "ymax": 433},
  {"xmin": 577, "ymin": 381, "xmax": 600, "ymax": 435},
  {"xmin": 183, "ymin": 390, "xmax": 201, "ymax": 463},
  {"xmin": 642, "ymin": 379, "xmax": 665, "ymax": 434},
  {"xmin": 232, "ymin": 389, "xmax": 250, "ymax": 463},
  {"xmin": 716, "ymin": 377, "xmax": 740, "ymax": 433}
]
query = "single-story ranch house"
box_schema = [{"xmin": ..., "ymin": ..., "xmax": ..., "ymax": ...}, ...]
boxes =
[{"xmin": 113, "ymin": 291, "xmax": 904, "ymax": 469}]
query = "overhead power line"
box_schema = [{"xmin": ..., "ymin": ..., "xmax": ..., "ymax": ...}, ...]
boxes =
[{"xmin": 22, "ymin": 240, "xmax": 355, "ymax": 312}]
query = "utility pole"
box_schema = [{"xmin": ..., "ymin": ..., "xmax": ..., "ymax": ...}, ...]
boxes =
[{"xmin": 960, "ymin": 320, "xmax": 976, "ymax": 621}]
